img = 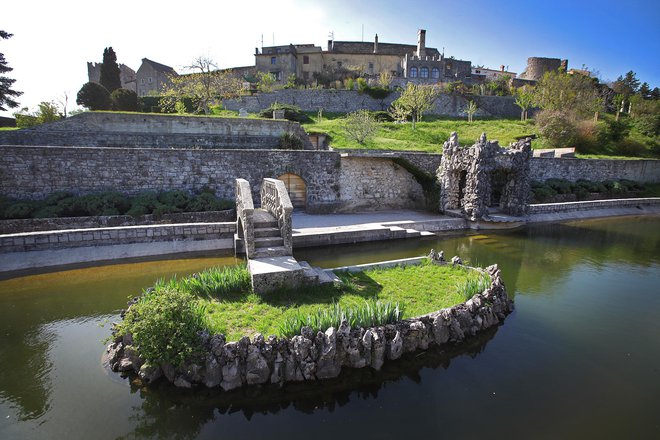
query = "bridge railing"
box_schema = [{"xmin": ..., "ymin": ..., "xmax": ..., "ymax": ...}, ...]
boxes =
[
  {"xmin": 235, "ymin": 178, "xmax": 255, "ymax": 258},
  {"xmin": 261, "ymin": 178, "xmax": 293, "ymax": 255}
]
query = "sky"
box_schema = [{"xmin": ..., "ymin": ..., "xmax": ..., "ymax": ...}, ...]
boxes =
[{"xmin": 2, "ymin": 0, "xmax": 659, "ymax": 117}]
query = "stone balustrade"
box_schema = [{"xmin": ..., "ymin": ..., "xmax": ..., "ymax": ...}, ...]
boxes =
[
  {"xmin": 235, "ymin": 179, "xmax": 255, "ymax": 258},
  {"xmin": 260, "ymin": 178, "xmax": 293, "ymax": 255}
]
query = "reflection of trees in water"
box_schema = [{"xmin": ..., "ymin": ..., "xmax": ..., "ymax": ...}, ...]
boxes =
[
  {"xmin": 118, "ymin": 326, "xmax": 499, "ymax": 439},
  {"xmin": 0, "ymin": 326, "xmax": 55, "ymax": 421}
]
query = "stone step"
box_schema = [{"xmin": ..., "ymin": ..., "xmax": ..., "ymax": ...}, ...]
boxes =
[
  {"xmin": 298, "ymin": 261, "xmax": 319, "ymax": 284},
  {"xmin": 255, "ymin": 236, "xmax": 284, "ymax": 248},
  {"xmin": 253, "ymin": 246, "xmax": 289, "ymax": 258},
  {"xmin": 255, "ymin": 219, "xmax": 279, "ymax": 229},
  {"xmin": 254, "ymin": 227, "xmax": 281, "ymax": 238},
  {"xmin": 254, "ymin": 208, "xmax": 278, "ymax": 228},
  {"xmin": 248, "ymin": 256, "xmax": 305, "ymax": 294}
]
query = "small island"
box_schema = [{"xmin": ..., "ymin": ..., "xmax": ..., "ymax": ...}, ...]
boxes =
[{"xmin": 106, "ymin": 253, "xmax": 513, "ymax": 390}]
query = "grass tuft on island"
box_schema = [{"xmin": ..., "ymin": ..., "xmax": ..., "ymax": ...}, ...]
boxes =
[{"xmin": 116, "ymin": 261, "xmax": 489, "ymax": 366}]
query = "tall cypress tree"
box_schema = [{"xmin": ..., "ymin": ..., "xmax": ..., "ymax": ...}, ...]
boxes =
[
  {"xmin": 100, "ymin": 47, "xmax": 121, "ymax": 93},
  {"xmin": 0, "ymin": 30, "xmax": 22, "ymax": 111}
]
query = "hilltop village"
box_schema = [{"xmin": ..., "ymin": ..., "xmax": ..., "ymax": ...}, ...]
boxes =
[{"xmin": 87, "ymin": 29, "xmax": 570, "ymax": 96}]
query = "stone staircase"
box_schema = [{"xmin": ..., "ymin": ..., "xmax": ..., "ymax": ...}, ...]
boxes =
[{"xmin": 251, "ymin": 209, "xmax": 288, "ymax": 258}]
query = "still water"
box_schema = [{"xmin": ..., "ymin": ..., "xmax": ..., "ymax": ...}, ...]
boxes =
[{"xmin": 0, "ymin": 216, "xmax": 658, "ymax": 439}]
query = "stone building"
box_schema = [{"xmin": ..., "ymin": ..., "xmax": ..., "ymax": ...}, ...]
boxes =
[
  {"xmin": 254, "ymin": 29, "xmax": 472, "ymax": 84},
  {"xmin": 519, "ymin": 57, "xmax": 568, "ymax": 81},
  {"xmin": 87, "ymin": 62, "xmax": 137, "ymax": 92},
  {"xmin": 136, "ymin": 58, "xmax": 177, "ymax": 97}
]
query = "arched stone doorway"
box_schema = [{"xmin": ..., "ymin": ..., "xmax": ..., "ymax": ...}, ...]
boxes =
[{"xmin": 277, "ymin": 173, "xmax": 306, "ymax": 209}]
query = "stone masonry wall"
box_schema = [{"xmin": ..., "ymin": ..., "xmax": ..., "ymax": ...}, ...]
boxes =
[
  {"xmin": 0, "ymin": 146, "xmax": 342, "ymax": 213},
  {"xmin": 0, "ymin": 112, "xmax": 314, "ymax": 150},
  {"xmin": 224, "ymin": 89, "xmax": 521, "ymax": 118},
  {"xmin": 339, "ymin": 157, "xmax": 426, "ymax": 211},
  {"xmin": 0, "ymin": 222, "xmax": 236, "ymax": 254},
  {"xmin": 530, "ymin": 158, "xmax": 660, "ymax": 183}
]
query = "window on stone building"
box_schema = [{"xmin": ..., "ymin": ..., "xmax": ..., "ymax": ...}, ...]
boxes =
[
  {"xmin": 431, "ymin": 67, "xmax": 440, "ymax": 79},
  {"xmin": 410, "ymin": 67, "xmax": 418, "ymax": 78},
  {"xmin": 303, "ymin": 55, "xmax": 309, "ymax": 64},
  {"xmin": 337, "ymin": 61, "xmax": 342, "ymax": 67},
  {"xmin": 369, "ymin": 62, "xmax": 374, "ymax": 70},
  {"xmin": 271, "ymin": 57, "xmax": 277, "ymax": 65},
  {"xmin": 148, "ymin": 77, "xmax": 152, "ymax": 83},
  {"xmin": 420, "ymin": 67, "xmax": 429, "ymax": 78}
]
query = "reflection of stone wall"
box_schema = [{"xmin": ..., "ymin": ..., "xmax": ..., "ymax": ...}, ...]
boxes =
[{"xmin": 106, "ymin": 262, "xmax": 513, "ymax": 390}]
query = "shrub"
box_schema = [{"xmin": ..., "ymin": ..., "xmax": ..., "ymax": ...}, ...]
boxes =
[
  {"xmin": 545, "ymin": 178, "xmax": 573, "ymax": 194},
  {"xmin": 356, "ymin": 77, "xmax": 368, "ymax": 93},
  {"xmin": 370, "ymin": 110, "xmax": 393, "ymax": 122},
  {"xmin": 614, "ymin": 139, "xmax": 646, "ymax": 157},
  {"xmin": 76, "ymin": 82, "xmax": 111, "ymax": 111},
  {"xmin": 2, "ymin": 202, "xmax": 35, "ymax": 219},
  {"xmin": 158, "ymin": 190, "xmax": 192, "ymax": 212},
  {"xmin": 363, "ymin": 86, "xmax": 391, "ymax": 100},
  {"xmin": 634, "ymin": 114, "xmax": 660, "ymax": 137},
  {"xmin": 258, "ymin": 103, "xmax": 311, "ymax": 123},
  {"xmin": 535, "ymin": 110, "xmax": 577, "ymax": 148},
  {"xmin": 110, "ymin": 89, "xmax": 141, "ymax": 112},
  {"xmin": 574, "ymin": 121, "xmax": 601, "ymax": 154},
  {"xmin": 279, "ymin": 132, "xmax": 304, "ymax": 150},
  {"xmin": 117, "ymin": 288, "xmax": 208, "ymax": 367},
  {"xmin": 153, "ymin": 265, "xmax": 251, "ymax": 298},
  {"xmin": 343, "ymin": 109, "xmax": 377, "ymax": 144}
]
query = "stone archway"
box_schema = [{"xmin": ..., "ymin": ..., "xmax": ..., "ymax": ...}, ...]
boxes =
[{"xmin": 277, "ymin": 173, "xmax": 306, "ymax": 209}]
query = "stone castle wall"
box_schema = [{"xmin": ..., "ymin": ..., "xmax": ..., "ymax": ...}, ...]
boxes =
[{"xmin": 224, "ymin": 89, "xmax": 521, "ymax": 118}]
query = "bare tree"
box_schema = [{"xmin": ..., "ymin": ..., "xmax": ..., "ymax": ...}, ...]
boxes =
[
  {"xmin": 160, "ymin": 56, "xmax": 243, "ymax": 114},
  {"xmin": 343, "ymin": 110, "xmax": 377, "ymax": 144},
  {"xmin": 391, "ymin": 83, "xmax": 438, "ymax": 129}
]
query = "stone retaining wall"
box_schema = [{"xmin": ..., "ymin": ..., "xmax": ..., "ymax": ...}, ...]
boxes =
[
  {"xmin": 0, "ymin": 146, "xmax": 342, "ymax": 213},
  {"xmin": 528, "ymin": 197, "xmax": 660, "ymax": 214},
  {"xmin": 224, "ymin": 89, "xmax": 521, "ymax": 118},
  {"xmin": 106, "ymin": 263, "xmax": 513, "ymax": 390},
  {"xmin": 0, "ymin": 210, "xmax": 235, "ymax": 234},
  {"xmin": 0, "ymin": 112, "xmax": 315, "ymax": 150},
  {"xmin": 338, "ymin": 157, "xmax": 426, "ymax": 211},
  {"xmin": 530, "ymin": 158, "xmax": 660, "ymax": 183},
  {"xmin": 0, "ymin": 222, "xmax": 236, "ymax": 254}
]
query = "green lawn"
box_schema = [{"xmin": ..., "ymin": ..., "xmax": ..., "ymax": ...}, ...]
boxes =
[
  {"xmin": 146, "ymin": 262, "xmax": 481, "ymax": 341},
  {"xmin": 303, "ymin": 113, "xmax": 536, "ymax": 152}
]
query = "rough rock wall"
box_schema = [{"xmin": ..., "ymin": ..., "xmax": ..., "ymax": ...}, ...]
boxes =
[{"xmin": 339, "ymin": 157, "xmax": 426, "ymax": 211}]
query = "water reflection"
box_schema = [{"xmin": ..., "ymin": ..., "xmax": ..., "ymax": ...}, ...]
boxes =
[
  {"xmin": 117, "ymin": 327, "xmax": 499, "ymax": 439},
  {"xmin": 0, "ymin": 216, "xmax": 658, "ymax": 439}
]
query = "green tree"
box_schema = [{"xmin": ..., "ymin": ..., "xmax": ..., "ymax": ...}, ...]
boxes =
[
  {"xmin": 638, "ymin": 82, "xmax": 651, "ymax": 99},
  {"xmin": 76, "ymin": 82, "xmax": 111, "ymax": 110},
  {"xmin": 14, "ymin": 101, "xmax": 61, "ymax": 127},
  {"xmin": 0, "ymin": 30, "xmax": 22, "ymax": 111},
  {"xmin": 533, "ymin": 70, "xmax": 602, "ymax": 119},
  {"xmin": 256, "ymin": 71, "xmax": 276, "ymax": 93},
  {"xmin": 464, "ymin": 100, "xmax": 478, "ymax": 123},
  {"xmin": 611, "ymin": 71, "xmax": 640, "ymax": 97},
  {"xmin": 343, "ymin": 109, "xmax": 377, "ymax": 144},
  {"xmin": 110, "ymin": 88, "xmax": 140, "ymax": 111},
  {"xmin": 160, "ymin": 57, "xmax": 243, "ymax": 115},
  {"xmin": 392, "ymin": 83, "xmax": 439, "ymax": 129},
  {"xmin": 514, "ymin": 85, "xmax": 535, "ymax": 121},
  {"xmin": 100, "ymin": 47, "xmax": 121, "ymax": 93}
]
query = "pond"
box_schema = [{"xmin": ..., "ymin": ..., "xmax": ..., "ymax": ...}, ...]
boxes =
[{"xmin": 1, "ymin": 216, "xmax": 658, "ymax": 439}]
